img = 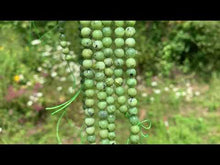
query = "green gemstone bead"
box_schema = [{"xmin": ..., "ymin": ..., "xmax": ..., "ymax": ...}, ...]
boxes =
[
  {"xmin": 92, "ymin": 30, "xmax": 103, "ymax": 40},
  {"xmin": 102, "ymin": 21, "xmax": 112, "ymax": 26},
  {"xmin": 82, "ymin": 49, "xmax": 93, "ymax": 58},
  {"xmin": 86, "ymin": 126, "xmax": 95, "ymax": 135},
  {"xmin": 125, "ymin": 38, "xmax": 136, "ymax": 47},
  {"xmin": 106, "ymin": 87, "xmax": 114, "ymax": 95},
  {"xmin": 130, "ymin": 135, "xmax": 139, "ymax": 144},
  {"xmin": 126, "ymin": 69, "xmax": 136, "ymax": 77},
  {"xmin": 129, "ymin": 107, "xmax": 138, "ymax": 115},
  {"xmin": 114, "ymin": 69, "xmax": 123, "ymax": 77},
  {"xmin": 114, "ymin": 38, "xmax": 124, "ymax": 47},
  {"xmin": 99, "ymin": 120, "xmax": 108, "ymax": 129},
  {"xmin": 85, "ymin": 108, "xmax": 95, "ymax": 117},
  {"xmin": 114, "ymin": 58, "xmax": 124, "ymax": 67},
  {"xmin": 94, "ymin": 51, "xmax": 105, "ymax": 61},
  {"xmin": 108, "ymin": 115, "xmax": 116, "ymax": 123},
  {"xmin": 126, "ymin": 21, "xmax": 136, "ymax": 26},
  {"xmin": 102, "ymin": 37, "xmax": 112, "ymax": 47},
  {"xmin": 81, "ymin": 38, "xmax": 92, "ymax": 47},
  {"xmin": 114, "ymin": 21, "xmax": 124, "ymax": 27},
  {"xmin": 114, "ymin": 48, "xmax": 125, "ymax": 58},
  {"xmin": 103, "ymin": 48, "xmax": 113, "ymax": 57},
  {"xmin": 102, "ymin": 27, "xmax": 112, "ymax": 37},
  {"xmin": 109, "ymin": 140, "xmax": 116, "ymax": 144},
  {"xmin": 96, "ymin": 61, "xmax": 105, "ymax": 70},
  {"xmin": 62, "ymin": 47, "xmax": 69, "ymax": 54},
  {"xmin": 93, "ymin": 40, "xmax": 103, "ymax": 50},
  {"xmin": 81, "ymin": 27, "xmax": 92, "ymax": 37},
  {"xmin": 85, "ymin": 89, "xmax": 95, "ymax": 97},
  {"xmin": 118, "ymin": 96, "xmax": 126, "ymax": 105},
  {"xmin": 128, "ymin": 98, "xmax": 138, "ymax": 107},
  {"xmin": 107, "ymin": 105, "xmax": 116, "ymax": 114},
  {"xmin": 126, "ymin": 58, "xmax": 136, "ymax": 68},
  {"xmin": 99, "ymin": 129, "xmax": 108, "ymax": 139},
  {"xmin": 96, "ymin": 82, "xmax": 106, "ymax": 90},
  {"xmin": 87, "ymin": 135, "xmax": 96, "ymax": 143},
  {"xmin": 85, "ymin": 99, "xmax": 95, "ymax": 107},
  {"xmin": 108, "ymin": 123, "xmax": 115, "ymax": 132},
  {"xmin": 106, "ymin": 77, "xmax": 114, "ymax": 86},
  {"xmin": 98, "ymin": 101, "xmax": 107, "ymax": 109},
  {"xmin": 128, "ymin": 88, "xmax": 137, "ymax": 97},
  {"xmin": 84, "ymin": 79, "xmax": 94, "ymax": 88},
  {"xmin": 119, "ymin": 105, "xmax": 128, "ymax": 113},
  {"xmin": 60, "ymin": 41, "xmax": 67, "ymax": 48},
  {"xmin": 130, "ymin": 125, "xmax": 140, "ymax": 134},
  {"xmin": 97, "ymin": 92, "xmax": 107, "ymax": 100},
  {"xmin": 127, "ymin": 78, "xmax": 137, "ymax": 87},
  {"xmin": 105, "ymin": 68, "xmax": 114, "ymax": 77},
  {"xmin": 101, "ymin": 139, "xmax": 110, "ymax": 144},
  {"xmin": 80, "ymin": 21, "xmax": 91, "ymax": 27},
  {"xmin": 85, "ymin": 118, "xmax": 95, "ymax": 126},
  {"xmin": 98, "ymin": 111, "xmax": 108, "ymax": 119},
  {"xmin": 108, "ymin": 132, "xmax": 116, "ymax": 140},
  {"xmin": 115, "ymin": 27, "xmax": 125, "ymax": 37},
  {"xmin": 129, "ymin": 116, "xmax": 139, "ymax": 125},
  {"xmin": 106, "ymin": 96, "xmax": 115, "ymax": 104},
  {"xmin": 116, "ymin": 87, "xmax": 125, "ymax": 96},
  {"xmin": 115, "ymin": 77, "xmax": 123, "ymax": 86},
  {"xmin": 91, "ymin": 21, "xmax": 103, "ymax": 29},
  {"xmin": 126, "ymin": 48, "xmax": 137, "ymax": 58},
  {"xmin": 83, "ymin": 69, "xmax": 94, "ymax": 78},
  {"xmin": 104, "ymin": 58, "xmax": 113, "ymax": 67},
  {"xmin": 125, "ymin": 27, "xmax": 136, "ymax": 37},
  {"xmin": 95, "ymin": 72, "xmax": 105, "ymax": 81}
]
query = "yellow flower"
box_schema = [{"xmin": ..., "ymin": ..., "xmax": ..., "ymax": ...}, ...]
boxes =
[
  {"xmin": 14, "ymin": 75, "xmax": 20, "ymax": 82},
  {"xmin": 0, "ymin": 46, "xmax": 4, "ymax": 51}
]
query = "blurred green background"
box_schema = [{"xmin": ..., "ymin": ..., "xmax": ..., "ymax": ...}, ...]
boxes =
[{"xmin": 0, "ymin": 21, "xmax": 220, "ymax": 144}]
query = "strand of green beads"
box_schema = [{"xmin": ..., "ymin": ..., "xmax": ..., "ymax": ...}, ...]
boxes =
[
  {"xmin": 124, "ymin": 21, "xmax": 140, "ymax": 144},
  {"xmin": 101, "ymin": 21, "xmax": 116, "ymax": 144},
  {"xmin": 80, "ymin": 21, "xmax": 96, "ymax": 144},
  {"xmin": 91, "ymin": 21, "xmax": 109, "ymax": 144}
]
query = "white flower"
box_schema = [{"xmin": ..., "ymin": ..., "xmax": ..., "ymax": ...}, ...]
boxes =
[
  {"xmin": 175, "ymin": 92, "xmax": 181, "ymax": 98},
  {"xmin": 36, "ymin": 92, "xmax": 43, "ymax": 97},
  {"xmin": 68, "ymin": 87, "xmax": 74, "ymax": 93},
  {"xmin": 186, "ymin": 82, "xmax": 191, "ymax": 87},
  {"xmin": 173, "ymin": 87, "xmax": 179, "ymax": 92},
  {"xmin": 57, "ymin": 45, "xmax": 62, "ymax": 51},
  {"xmin": 19, "ymin": 74, "xmax": 24, "ymax": 81},
  {"xmin": 195, "ymin": 91, "xmax": 200, "ymax": 96},
  {"xmin": 150, "ymin": 97, "xmax": 155, "ymax": 102},
  {"xmin": 0, "ymin": 127, "xmax": 2, "ymax": 133},
  {"xmin": 164, "ymin": 87, "xmax": 169, "ymax": 92},
  {"xmin": 26, "ymin": 81, "xmax": 32, "ymax": 86},
  {"xmin": 29, "ymin": 95, "xmax": 38, "ymax": 102},
  {"xmin": 42, "ymin": 52, "xmax": 51, "ymax": 57},
  {"xmin": 31, "ymin": 39, "xmax": 41, "ymax": 45},
  {"xmin": 51, "ymin": 72, "xmax": 57, "ymax": 77},
  {"xmin": 164, "ymin": 121, "xmax": 169, "ymax": 127},
  {"xmin": 142, "ymin": 93, "xmax": 148, "ymax": 97},
  {"xmin": 60, "ymin": 77, "xmax": 66, "ymax": 82},
  {"xmin": 154, "ymin": 89, "xmax": 161, "ymax": 94},
  {"xmin": 37, "ymin": 67, "xmax": 42, "ymax": 72},
  {"xmin": 151, "ymin": 81, "xmax": 157, "ymax": 87},
  {"xmin": 27, "ymin": 101, "xmax": 33, "ymax": 106},
  {"xmin": 182, "ymin": 92, "xmax": 186, "ymax": 96},
  {"xmin": 57, "ymin": 86, "xmax": 63, "ymax": 91}
]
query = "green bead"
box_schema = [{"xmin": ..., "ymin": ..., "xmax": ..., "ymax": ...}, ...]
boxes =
[
  {"xmin": 107, "ymin": 105, "xmax": 116, "ymax": 114},
  {"xmin": 129, "ymin": 116, "xmax": 139, "ymax": 125},
  {"xmin": 130, "ymin": 135, "xmax": 139, "ymax": 144},
  {"xmin": 114, "ymin": 69, "xmax": 123, "ymax": 77},
  {"xmin": 98, "ymin": 111, "xmax": 108, "ymax": 119},
  {"xmin": 119, "ymin": 105, "xmax": 128, "ymax": 113},
  {"xmin": 126, "ymin": 48, "xmax": 137, "ymax": 58},
  {"xmin": 102, "ymin": 21, "xmax": 112, "ymax": 26},
  {"xmin": 96, "ymin": 82, "xmax": 106, "ymax": 90},
  {"xmin": 115, "ymin": 77, "xmax": 123, "ymax": 86},
  {"xmin": 114, "ymin": 58, "xmax": 124, "ymax": 67},
  {"xmin": 85, "ymin": 89, "xmax": 95, "ymax": 97},
  {"xmin": 97, "ymin": 92, "xmax": 107, "ymax": 100},
  {"xmin": 80, "ymin": 21, "xmax": 91, "ymax": 27},
  {"xmin": 115, "ymin": 27, "xmax": 125, "ymax": 37},
  {"xmin": 128, "ymin": 98, "xmax": 138, "ymax": 107},
  {"xmin": 93, "ymin": 40, "xmax": 103, "ymax": 50},
  {"xmin": 81, "ymin": 27, "xmax": 92, "ymax": 37},
  {"xmin": 62, "ymin": 47, "xmax": 69, "ymax": 54},
  {"xmin": 102, "ymin": 27, "xmax": 112, "ymax": 37},
  {"xmin": 101, "ymin": 139, "xmax": 110, "ymax": 144},
  {"xmin": 103, "ymin": 48, "xmax": 113, "ymax": 57},
  {"xmin": 105, "ymin": 67, "xmax": 114, "ymax": 77},
  {"xmin": 108, "ymin": 115, "xmax": 116, "ymax": 123},
  {"xmin": 102, "ymin": 37, "xmax": 112, "ymax": 47},
  {"xmin": 114, "ymin": 48, "xmax": 125, "ymax": 58},
  {"xmin": 87, "ymin": 135, "xmax": 96, "ymax": 143},
  {"xmin": 60, "ymin": 41, "xmax": 67, "ymax": 47},
  {"xmin": 114, "ymin": 21, "xmax": 124, "ymax": 27},
  {"xmin": 95, "ymin": 72, "xmax": 105, "ymax": 81},
  {"xmin": 92, "ymin": 30, "xmax": 103, "ymax": 40},
  {"xmin": 106, "ymin": 78, "xmax": 114, "ymax": 86},
  {"xmin": 99, "ymin": 120, "xmax": 108, "ymax": 129},
  {"xmin": 127, "ymin": 78, "xmax": 137, "ymax": 87},
  {"xmin": 126, "ymin": 69, "xmax": 136, "ymax": 77},
  {"xmin": 99, "ymin": 129, "xmax": 108, "ymax": 139},
  {"xmin": 109, "ymin": 140, "xmax": 116, "ymax": 144},
  {"xmin": 85, "ymin": 118, "xmax": 95, "ymax": 126},
  {"xmin": 85, "ymin": 99, "xmax": 95, "ymax": 107},
  {"xmin": 98, "ymin": 101, "xmax": 107, "ymax": 109},
  {"xmin": 81, "ymin": 38, "xmax": 92, "ymax": 47},
  {"xmin": 106, "ymin": 96, "xmax": 115, "ymax": 104},
  {"xmin": 106, "ymin": 87, "xmax": 114, "ymax": 95},
  {"xmin": 96, "ymin": 61, "xmax": 105, "ymax": 70},
  {"xmin": 108, "ymin": 132, "xmax": 116, "ymax": 140},
  {"xmin": 118, "ymin": 96, "xmax": 126, "ymax": 105},
  {"xmin": 85, "ymin": 108, "xmax": 95, "ymax": 116},
  {"xmin": 126, "ymin": 21, "xmax": 136, "ymax": 26},
  {"xmin": 84, "ymin": 79, "xmax": 94, "ymax": 88},
  {"xmin": 130, "ymin": 125, "xmax": 140, "ymax": 134},
  {"xmin": 125, "ymin": 27, "xmax": 136, "ymax": 37},
  {"xmin": 59, "ymin": 34, "xmax": 66, "ymax": 40},
  {"xmin": 104, "ymin": 58, "xmax": 113, "ymax": 67},
  {"xmin": 83, "ymin": 69, "xmax": 94, "ymax": 78},
  {"xmin": 91, "ymin": 21, "xmax": 103, "ymax": 29},
  {"xmin": 86, "ymin": 126, "xmax": 95, "ymax": 135},
  {"xmin": 94, "ymin": 51, "xmax": 104, "ymax": 61},
  {"xmin": 126, "ymin": 58, "xmax": 136, "ymax": 68},
  {"xmin": 116, "ymin": 87, "xmax": 125, "ymax": 96},
  {"xmin": 108, "ymin": 123, "xmax": 115, "ymax": 132},
  {"xmin": 128, "ymin": 88, "xmax": 137, "ymax": 97},
  {"xmin": 129, "ymin": 107, "xmax": 138, "ymax": 115},
  {"xmin": 125, "ymin": 38, "xmax": 136, "ymax": 47},
  {"xmin": 114, "ymin": 38, "xmax": 124, "ymax": 47},
  {"xmin": 82, "ymin": 49, "xmax": 93, "ymax": 58}
]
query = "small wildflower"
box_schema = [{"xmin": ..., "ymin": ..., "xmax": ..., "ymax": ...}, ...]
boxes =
[
  {"xmin": 151, "ymin": 81, "xmax": 157, "ymax": 87},
  {"xmin": 60, "ymin": 77, "xmax": 66, "ymax": 82},
  {"xmin": 0, "ymin": 127, "xmax": 2, "ymax": 133},
  {"xmin": 26, "ymin": 81, "xmax": 32, "ymax": 86},
  {"xmin": 154, "ymin": 89, "xmax": 161, "ymax": 94},
  {"xmin": 169, "ymin": 84, "xmax": 174, "ymax": 88},
  {"xmin": 36, "ymin": 92, "xmax": 43, "ymax": 97},
  {"xmin": 182, "ymin": 92, "xmax": 186, "ymax": 96},
  {"xmin": 173, "ymin": 87, "xmax": 179, "ymax": 92},
  {"xmin": 19, "ymin": 74, "xmax": 24, "ymax": 81},
  {"xmin": 175, "ymin": 92, "xmax": 181, "ymax": 98},
  {"xmin": 164, "ymin": 87, "xmax": 169, "ymax": 92},
  {"xmin": 37, "ymin": 67, "xmax": 42, "ymax": 72},
  {"xmin": 195, "ymin": 91, "xmax": 200, "ymax": 96},
  {"xmin": 51, "ymin": 72, "xmax": 57, "ymax": 77},
  {"xmin": 186, "ymin": 82, "xmax": 191, "ymax": 87},
  {"xmin": 57, "ymin": 86, "xmax": 63, "ymax": 91},
  {"xmin": 27, "ymin": 101, "xmax": 33, "ymax": 106},
  {"xmin": 142, "ymin": 93, "xmax": 148, "ymax": 97},
  {"xmin": 68, "ymin": 87, "xmax": 74, "ymax": 93},
  {"xmin": 13, "ymin": 75, "xmax": 20, "ymax": 83},
  {"xmin": 150, "ymin": 97, "xmax": 155, "ymax": 102},
  {"xmin": 31, "ymin": 39, "xmax": 41, "ymax": 45}
]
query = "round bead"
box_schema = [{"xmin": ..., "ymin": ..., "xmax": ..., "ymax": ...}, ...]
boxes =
[
  {"xmin": 106, "ymin": 87, "xmax": 114, "ymax": 95},
  {"xmin": 108, "ymin": 124, "xmax": 115, "ymax": 132},
  {"xmin": 81, "ymin": 27, "xmax": 92, "ymax": 37},
  {"xmin": 83, "ymin": 60, "xmax": 93, "ymax": 69},
  {"xmin": 97, "ymin": 92, "xmax": 107, "ymax": 100},
  {"xmin": 107, "ymin": 105, "xmax": 116, "ymax": 114},
  {"xmin": 83, "ymin": 69, "xmax": 94, "ymax": 78},
  {"xmin": 81, "ymin": 38, "xmax": 92, "ymax": 47},
  {"xmin": 59, "ymin": 34, "xmax": 66, "ymax": 40},
  {"xmin": 87, "ymin": 135, "xmax": 96, "ymax": 143},
  {"xmin": 82, "ymin": 49, "xmax": 93, "ymax": 58},
  {"xmin": 128, "ymin": 98, "xmax": 138, "ymax": 107},
  {"xmin": 60, "ymin": 41, "xmax": 67, "ymax": 48},
  {"xmin": 106, "ymin": 77, "xmax": 114, "ymax": 86},
  {"xmin": 126, "ymin": 48, "xmax": 137, "ymax": 58},
  {"xmin": 114, "ymin": 38, "xmax": 124, "ymax": 47},
  {"xmin": 85, "ymin": 118, "xmax": 95, "ymax": 126},
  {"xmin": 94, "ymin": 51, "xmax": 104, "ymax": 61},
  {"xmin": 130, "ymin": 135, "xmax": 139, "ymax": 144},
  {"xmin": 106, "ymin": 96, "xmax": 115, "ymax": 104},
  {"xmin": 125, "ymin": 27, "xmax": 136, "ymax": 37},
  {"xmin": 108, "ymin": 132, "xmax": 116, "ymax": 140},
  {"xmin": 115, "ymin": 77, "xmax": 123, "ymax": 86},
  {"xmin": 103, "ymin": 48, "xmax": 113, "ymax": 57},
  {"xmin": 98, "ymin": 111, "xmax": 108, "ymax": 119},
  {"xmin": 101, "ymin": 139, "xmax": 110, "ymax": 144},
  {"xmin": 114, "ymin": 69, "xmax": 123, "ymax": 77},
  {"xmin": 99, "ymin": 129, "xmax": 108, "ymax": 139},
  {"xmin": 126, "ymin": 21, "xmax": 136, "ymax": 26},
  {"xmin": 126, "ymin": 58, "xmax": 136, "ymax": 68},
  {"xmin": 93, "ymin": 40, "xmax": 103, "ymax": 50},
  {"xmin": 129, "ymin": 107, "xmax": 138, "ymax": 115},
  {"xmin": 102, "ymin": 37, "xmax": 112, "ymax": 47},
  {"xmin": 102, "ymin": 27, "xmax": 112, "ymax": 37},
  {"xmin": 95, "ymin": 72, "xmax": 105, "ymax": 81},
  {"xmin": 85, "ymin": 108, "xmax": 95, "ymax": 116},
  {"xmin": 119, "ymin": 105, "xmax": 128, "ymax": 113},
  {"xmin": 130, "ymin": 125, "xmax": 140, "ymax": 134},
  {"xmin": 104, "ymin": 58, "xmax": 113, "ymax": 67},
  {"xmin": 80, "ymin": 21, "xmax": 91, "ymax": 27},
  {"xmin": 128, "ymin": 88, "xmax": 137, "ymax": 97},
  {"xmin": 114, "ymin": 48, "xmax": 125, "ymax": 58},
  {"xmin": 125, "ymin": 38, "xmax": 136, "ymax": 47},
  {"xmin": 114, "ymin": 21, "xmax": 124, "ymax": 27},
  {"xmin": 86, "ymin": 126, "xmax": 95, "ymax": 135},
  {"xmin": 91, "ymin": 21, "xmax": 103, "ymax": 29},
  {"xmin": 98, "ymin": 101, "xmax": 107, "ymax": 109},
  {"xmin": 114, "ymin": 58, "xmax": 124, "ymax": 67},
  {"xmin": 85, "ymin": 89, "xmax": 95, "ymax": 97},
  {"xmin": 96, "ymin": 61, "xmax": 105, "ymax": 70},
  {"xmin": 127, "ymin": 78, "xmax": 137, "ymax": 87},
  {"xmin": 115, "ymin": 27, "xmax": 125, "ymax": 37},
  {"xmin": 92, "ymin": 30, "xmax": 103, "ymax": 40},
  {"xmin": 129, "ymin": 115, "xmax": 139, "ymax": 125},
  {"xmin": 102, "ymin": 21, "xmax": 112, "ymax": 26},
  {"xmin": 99, "ymin": 120, "xmax": 108, "ymax": 129},
  {"xmin": 126, "ymin": 69, "xmax": 137, "ymax": 77},
  {"xmin": 62, "ymin": 47, "xmax": 69, "ymax": 54},
  {"xmin": 84, "ymin": 79, "xmax": 94, "ymax": 88},
  {"xmin": 116, "ymin": 87, "xmax": 125, "ymax": 96},
  {"xmin": 118, "ymin": 96, "xmax": 126, "ymax": 105},
  {"xmin": 108, "ymin": 115, "xmax": 116, "ymax": 123},
  {"xmin": 85, "ymin": 99, "xmax": 95, "ymax": 107}
]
